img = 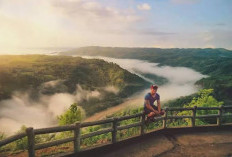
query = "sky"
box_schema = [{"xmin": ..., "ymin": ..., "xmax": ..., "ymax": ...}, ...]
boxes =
[{"xmin": 0, "ymin": 0, "xmax": 232, "ymax": 54}]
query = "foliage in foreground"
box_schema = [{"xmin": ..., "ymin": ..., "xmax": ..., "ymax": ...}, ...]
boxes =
[
  {"xmin": 177, "ymin": 89, "xmax": 224, "ymax": 125},
  {"xmin": 1, "ymin": 89, "xmax": 230, "ymax": 156},
  {"xmin": 57, "ymin": 103, "xmax": 85, "ymax": 126}
]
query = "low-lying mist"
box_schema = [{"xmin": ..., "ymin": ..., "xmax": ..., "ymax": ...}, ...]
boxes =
[
  {"xmin": 0, "ymin": 82, "xmax": 118, "ymax": 135},
  {"xmin": 0, "ymin": 56, "xmax": 207, "ymax": 135},
  {"xmin": 80, "ymin": 56, "xmax": 207, "ymax": 121},
  {"xmin": 81, "ymin": 56, "xmax": 207, "ymax": 100}
]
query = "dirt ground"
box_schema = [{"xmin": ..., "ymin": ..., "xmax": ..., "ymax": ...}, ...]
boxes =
[{"xmin": 101, "ymin": 130, "xmax": 232, "ymax": 157}]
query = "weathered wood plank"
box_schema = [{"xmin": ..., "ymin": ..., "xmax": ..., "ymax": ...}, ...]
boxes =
[
  {"xmin": 34, "ymin": 125, "xmax": 75, "ymax": 135},
  {"xmin": 26, "ymin": 127, "xmax": 35, "ymax": 157},
  {"xmin": 0, "ymin": 132, "xmax": 26, "ymax": 147},
  {"xmin": 192, "ymin": 106, "xmax": 197, "ymax": 127},
  {"xmin": 163, "ymin": 109, "xmax": 168, "ymax": 129},
  {"xmin": 81, "ymin": 128, "xmax": 113, "ymax": 139},
  {"xmin": 140, "ymin": 114, "xmax": 145, "ymax": 135},
  {"xmin": 112, "ymin": 118, "xmax": 118, "ymax": 143},
  {"xmin": 223, "ymin": 106, "xmax": 232, "ymax": 109},
  {"xmin": 117, "ymin": 113, "xmax": 143, "ymax": 121},
  {"xmin": 222, "ymin": 114, "xmax": 232, "ymax": 117},
  {"xmin": 217, "ymin": 106, "xmax": 223, "ymax": 126},
  {"xmin": 196, "ymin": 114, "xmax": 219, "ymax": 118},
  {"xmin": 117, "ymin": 122, "xmax": 142, "ymax": 131},
  {"xmin": 35, "ymin": 137, "xmax": 74, "ymax": 150},
  {"xmin": 197, "ymin": 107, "xmax": 220, "ymax": 110},
  {"xmin": 81, "ymin": 118, "xmax": 114, "ymax": 128},
  {"xmin": 74, "ymin": 122, "xmax": 81, "ymax": 153},
  {"xmin": 168, "ymin": 107, "xmax": 193, "ymax": 111},
  {"xmin": 167, "ymin": 115, "xmax": 193, "ymax": 119}
]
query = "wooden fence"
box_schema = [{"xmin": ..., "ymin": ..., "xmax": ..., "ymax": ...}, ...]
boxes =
[{"xmin": 0, "ymin": 105, "xmax": 232, "ymax": 157}]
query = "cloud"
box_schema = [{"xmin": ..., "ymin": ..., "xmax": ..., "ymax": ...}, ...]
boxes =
[
  {"xmin": 137, "ymin": 3, "xmax": 151, "ymax": 11},
  {"xmin": 202, "ymin": 31, "xmax": 214, "ymax": 42},
  {"xmin": 0, "ymin": 0, "xmax": 231, "ymax": 52},
  {"xmin": 135, "ymin": 30, "xmax": 176, "ymax": 36},
  {"xmin": 215, "ymin": 23, "xmax": 226, "ymax": 26},
  {"xmin": 0, "ymin": 0, "xmax": 142, "ymax": 53},
  {"xmin": 52, "ymin": 0, "xmax": 141, "ymax": 31},
  {"xmin": 170, "ymin": 0, "xmax": 200, "ymax": 4},
  {"xmin": 0, "ymin": 83, "xmax": 103, "ymax": 135},
  {"xmin": 82, "ymin": 56, "xmax": 207, "ymax": 121},
  {"xmin": 197, "ymin": 30, "xmax": 232, "ymax": 48},
  {"xmin": 82, "ymin": 56, "xmax": 206, "ymax": 85},
  {"xmin": 0, "ymin": 93, "xmax": 55, "ymax": 134},
  {"xmin": 42, "ymin": 80, "xmax": 63, "ymax": 88},
  {"xmin": 103, "ymin": 86, "xmax": 119, "ymax": 94}
]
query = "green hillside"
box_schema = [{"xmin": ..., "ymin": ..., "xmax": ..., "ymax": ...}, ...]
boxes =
[
  {"xmin": 60, "ymin": 47, "xmax": 232, "ymax": 105},
  {"xmin": 0, "ymin": 55, "xmax": 148, "ymax": 115}
]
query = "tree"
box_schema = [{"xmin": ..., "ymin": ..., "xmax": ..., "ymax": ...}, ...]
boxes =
[
  {"xmin": 178, "ymin": 89, "xmax": 224, "ymax": 125},
  {"xmin": 57, "ymin": 103, "xmax": 85, "ymax": 126}
]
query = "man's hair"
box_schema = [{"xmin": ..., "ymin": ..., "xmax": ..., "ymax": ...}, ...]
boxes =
[{"xmin": 151, "ymin": 84, "xmax": 158, "ymax": 90}]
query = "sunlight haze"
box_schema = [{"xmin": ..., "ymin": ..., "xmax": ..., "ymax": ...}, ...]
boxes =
[{"xmin": 0, "ymin": 0, "xmax": 232, "ymax": 54}]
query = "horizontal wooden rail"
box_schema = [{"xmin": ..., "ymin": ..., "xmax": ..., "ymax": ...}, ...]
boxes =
[
  {"xmin": 117, "ymin": 113, "xmax": 143, "ymax": 121},
  {"xmin": 196, "ymin": 107, "xmax": 220, "ymax": 110},
  {"xmin": 168, "ymin": 115, "xmax": 193, "ymax": 119},
  {"xmin": 196, "ymin": 114, "xmax": 219, "ymax": 118},
  {"xmin": 222, "ymin": 114, "xmax": 232, "ymax": 117},
  {"xmin": 1, "ymin": 105, "xmax": 232, "ymax": 157},
  {"xmin": 0, "ymin": 132, "xmax": 26, "ymax": 147},
  {"xmin": 167, "ymin": 107, "xmax": 193, "ymax": 111},
  {"xmin": 35, "ymin": 137, "xmax": 74, "ymax": 150},
  {"xmin": 223, "ymin": 106, "xmax": 232, "ymax": 109},
  {"xmin": 34, "ymin": 125, "xmax": 75, "ymax": 135},
  {"xmin": 81, "ymin": 128, "xmax": 113, "ymax": 139},
  {"xmin": 117, "ymin": 122, "xmax": 142, "ymax": 131}
]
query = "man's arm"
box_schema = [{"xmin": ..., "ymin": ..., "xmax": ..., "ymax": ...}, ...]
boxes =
[{"xmin": 145, "ymin": 100, "xmax": 159, "ymax": 114}]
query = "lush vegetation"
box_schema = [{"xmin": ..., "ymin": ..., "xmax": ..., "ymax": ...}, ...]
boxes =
[
  {"xmin": 57, "ymin": 103, "xmax": 85, "ymax": 125},
  {"xmin": 2, "ymin": 89, "xmax": 230, "ymax": 156},
  {"xmin": 61, "ymin": 46, "xmax": 232, "ymax": 106},
  {"xmin": 1, "ymin": 47, "xmax": 232, "ymax": 156},
  {"xmin": 177, "ymin": 89, "xmax": 224, "ymax": 125},
  {"xmin": 0, "ymin": 55, "xmax": 148, "ymax": 116}
]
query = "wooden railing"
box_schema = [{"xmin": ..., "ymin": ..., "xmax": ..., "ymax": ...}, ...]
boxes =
[{"xmin": 0, "ymin": 105, "xmax": 232, "ymax": 157}]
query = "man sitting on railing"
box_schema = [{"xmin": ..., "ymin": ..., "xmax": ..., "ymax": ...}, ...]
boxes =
[{"xmin": 144, "ymin": 85, "xmax": 165, "ymax": 124}]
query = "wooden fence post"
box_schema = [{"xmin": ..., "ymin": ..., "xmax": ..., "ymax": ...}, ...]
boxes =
[
  {"xmin": 26, "ymin": 127, "xmax": 35, "ymax": 157},
  {"xmin": 191, "ymin": 106, "xmax": 197, "ymax": 127},
  {"xmin": 217, "ymin": 105, "xmax": 224, "ymax": 126},
  {"xmin": 163, "ymin": 108, "xmax": 168, "ymax": 129},
  {"xmin": 140, "ymin": 113, "xmax": 145, "ymax": 136},
  {"xmin": 74, "ymin": 122, "xmax": 81, "ymax": 153},
  {"xmin": 112, "ymin": 118, "xmax": 118, "ymax": 143}
]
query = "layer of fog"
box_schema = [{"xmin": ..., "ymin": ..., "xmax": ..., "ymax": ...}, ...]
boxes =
[
  {"xmin": 0, "ymin": 56, "xmax": 207, "ymax": 134},
  {"xmin": 0, "ymin": 82, "xmax": 118, "ymax": 135},
  {"xmin": 81, "ymin": 56, "xmax": 207, "ymax": 100},
  {"xmin": 80, "ymin": 56, "xmax": 207, "ymax": 121}
]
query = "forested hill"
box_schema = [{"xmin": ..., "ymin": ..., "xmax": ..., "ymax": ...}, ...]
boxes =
[
  {"xmin": 60, "ymin": 47, "xmax": 232, "ymax": 75},
  {"xmin": 0, "ymin": 55, "xmax": 147, "ymax": 115},
  {"xmin": 60, "ymin": 47, "xmax": 232, "ymax": 105}
]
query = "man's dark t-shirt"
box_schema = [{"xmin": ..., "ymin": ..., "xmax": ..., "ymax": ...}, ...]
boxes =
[{"xmin": 144, "ymin": 93, "xmax": 160, "ymax": 112}]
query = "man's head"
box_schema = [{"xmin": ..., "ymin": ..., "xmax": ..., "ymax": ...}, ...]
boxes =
[{"xmin": 150, "ymin": 84, "xmax": 158, "ymax": 95}]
